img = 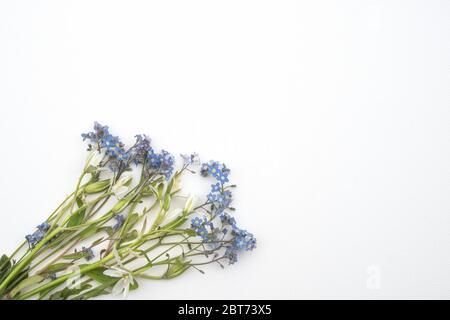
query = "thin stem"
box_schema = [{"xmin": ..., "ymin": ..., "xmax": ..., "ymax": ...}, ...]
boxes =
[{"xmin": 16, "ymin": 252, "xmax": 115, "ymax": 300}]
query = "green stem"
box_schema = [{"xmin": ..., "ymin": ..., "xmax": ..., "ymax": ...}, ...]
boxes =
[
  {"xmin": 0, "ymin": 228, "xmax": 60, "ymax": 293},
  {"xmin": 16, "ymin": 253, "xmax": 114, "ymax": 300}
]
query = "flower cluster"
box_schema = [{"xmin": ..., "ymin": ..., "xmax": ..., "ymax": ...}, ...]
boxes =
[
  {"xmin": 81, "ymin": 122, "xmax": 128, "ymax": 170},
  {"xmin": 130, "ymin": 135, "xmax": 151, "ymax": 165},
  {"xmin": 0, "ymin": 122, "xmax": 256, "ymax": 300},
  {"xmin": 200, "ymin": 161, "xmax": 230, "ymax": 184},
  {"xmin": 25, "ymin": 222, "xmax": 50, "ymax": 248},
  {"xmin": 82, "ymin": 123, "xmax": 175, "ymax": 180},
  {"xmin": 148, "ymin": 148, "xmax": 175, "ymax": 180},
  {"xmin": 190, "ymin": 216, "xmax": 218, "ymax": 243},
  {"xmin": 192, "ymin": 161, "xmax": 257, "ymax": 264}
]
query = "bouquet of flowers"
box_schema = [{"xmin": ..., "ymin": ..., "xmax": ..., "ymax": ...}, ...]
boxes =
[{"xmin": 0, "ymin": 122, "xmax": 256, "ymax": 300}]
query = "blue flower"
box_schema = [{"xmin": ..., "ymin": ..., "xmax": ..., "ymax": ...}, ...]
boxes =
[
  {"xmin": 82, "ymin": 247, "xmax": 95, "ymax": 261},
  {"xmin": 224, "ymin": 247, "xmax": 238, "ymax": 265},
  {"xmin": 217, "ymin": 173, "xmax": 229, "ymax": 184},
  {"xmin": 207, "ymin": 161, "xmax": 221, "ymax": 178},
  {"xmin": 147, "ymin": 147, "xmax": 161, "ymax": 168},
  {"xmin": 81, "ymin": 122, "xmax": 110, "ymax": 144},
  {"xmin": 207, "ymin": 192, "xmax": 217, "ymax": 202},
  {"xmin": 196, "ymin": 226, "xmax": 209, "ymax": 240},
  {"xmin": 25, "ymin": 222, "xmax": 51, "ymax": 247},
  {"xmin": 234, "ymin": 237, "xmax": 246, "ymax": 250},
  {"xmin": 37, "ymin": 222, "xmax": 50, "ymax": 232},
  {"xmin": 147, "ymin": 148, "xmax": 175, "ymax": 180},
  {"xmin": 201, "ymin": 161, "xmax": 231, "ymax": 185},
  {"xmin": 191, "ymin": 217, "xmax": 203, "ymax": 228},
  {"xmin": 207, "ymin": 189, "xmax": 233, "ymax": 212},
  {"xmin": 130, "ymin": 134, "xmax": 151, "ymax": 165},
  {"xmin": 220, "ymin": 212, "xmax": 236, "ymax": 227},
  {"xmin": 160, "ymin": 150, "xmax": 175, "ymax": 179},
  {"xmin": 221, "ymin": 225, "xmax": 257, "ymax": 265},
  {"xmin": 232, "ymin": 228, "xmax": 257, "ymax": 251},
  {"xmin": 221, "ymin": 164, "xmax": 230, "ymax": 175},
  {"xmin": 34, "ymin": 230, "xmax": 46, "ymax": 242},
  {"xmin": 211, "ymin": 183, "xmax": 221, "ymax": 193},
  {"xmin": 113, "ymin": 214, "xmax": 125, "ymax": 232},
  {"xmin": 101, "ymin": 134, "xmax": 128, "ymax": 161},
  {"xmin": 191, "ymin": 216, "xmax": 217, "ymax": 243},
  {"xmin": 25, "ymin": 234, "xmax": 35, "ymax": 246},
  {"xmin": 215, "ymin": 191, "xmax": 232, "ymax": 208},
  {"xmin": 246, "ymin": 237, "xmax": 257, "ymax": 251},
  {"xmin": 82, "ymin": 122, "xmax": 128, "ymax": 168},
  {"xmin": 25, "ymin": 230, "xmax": 45, "ymax": 248}
]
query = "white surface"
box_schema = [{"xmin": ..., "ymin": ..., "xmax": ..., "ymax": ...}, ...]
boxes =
[{"xmin": 0, "ymin": 1, "xmax": 449, "ymax": 299}]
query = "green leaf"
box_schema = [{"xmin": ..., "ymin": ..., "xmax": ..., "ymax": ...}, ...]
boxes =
[
  {"xmin": 71, "ymin": 283, "xmax": 110, "ymax": 300},
  {"xmin": 43, "ymin": 262, "xmax": 73, "ymax": 274},
  {"xmin": 164, "ymin": 258, "xmax": 191, "ymax": 279},
  {"xmin": 163, "ymin": 217, "xmax": 188, "ymax": 230},
  {"xmin": 84, "ymin": 179, "xmax": 111, "ymax": 194},
  {"xmin": 163, "ymin": 194, "xmax": 171, "ymax": 211},
  {"xmin": 4, "ymin": 267, "xmax": 29, "ymax": 294},
  {"xmin": 49, "ymin": 283, "xmax": 92, "ymax": 300},
  {"xmin": 166, "ymin": 178, "xmax": 175, "ymax": 195},
  {"xmin": 121, "ymin": 213, "xmax": 139, "ymax": 235},
  {"xmin": 76, "ymin": 196, "xmax": 84, "ymax": 208},
  {"xmin": 10, "ymin": 275, "xmax": 44, "ymax": 298},
  {"xmin": 38, "ymin": 286, "xmax": 56, "ymax": 300},
  {"xmin": 185, "ymin": 229, "xmax": 198, "ymax": 237},
  {"xmin": 0, "ymin": 254, "xmax": 12, "ymax": 283},
  {"xmin": 47, "ymin": 231, "xmax": 73, "ymax": 248},
  {"xmin": 157, "ymin": 182, "xmax": 165, "ymax": 200},
  {"xmin": 121, "ymin": 230, "xmax": 138, "ymax": 243},
  {"xmin": 67, "ymin": 207, "xmax": 86, "ymax": 228},
  {"xmin": 148, "ymin": 184, "xmax": 159, "ymax": 198},
  {"xmin": 91, "ymin": 237, "xmax": 104, "ymax": 247},
  {"xmin": 62, "ymin": 252, "xmax": 86, "ymax": 260},
  {"xmin": 0, "ymin": 254, "xmax": 10, "ymax": 270},
  {"xmin": 130, "ymin": 279, "xmax": 139, "ymax": 291},
  {"xmin": 84, "ymin": 267, "xmax": 118, "ymax": 286},
  {"xmin": 78, "ymin": 225, "xmax": 100, "ymax": 240},
  {"xmin": 128, "ymin": 213, "xmax": 140, "ymax": 226},
  {"xmin": 112, "ymin": 198, "xmax": 130, "ymax": 214},
  {"xmin": 98, "ymin": 226, "xmax": 114, "ymax": 237}
]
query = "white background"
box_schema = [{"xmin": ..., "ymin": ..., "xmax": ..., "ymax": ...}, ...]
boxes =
[{"xmin": 0, "ymin": 1, "xmax": 449, "ymax": 299}]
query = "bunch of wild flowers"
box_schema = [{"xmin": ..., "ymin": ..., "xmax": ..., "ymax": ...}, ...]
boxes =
[{"xmin": 0, "ymin": 122, "xmax": 256, "ymax": 300}]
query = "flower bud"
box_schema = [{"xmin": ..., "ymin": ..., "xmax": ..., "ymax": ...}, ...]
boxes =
[
  {"xmin": 112, "ymin": 173, "xmax": 133, "ymax": 199},
  {"xmin": 183, "ymin": 195, "xmax": 195, "ymax": 214},
  {"xmin": 112, "ymin": 193, "xmax": 133, "ymax": 213},
  {"xmin": 163, "ymin": 194, "xmax": 171, "ymax": 212},
  {"xmin": 84, "ymin": 179, "xmax": 111, "ymax": 194},
  {"xmin": 164, "ymin": 258, "xmax": 191, "ymax": 279}
]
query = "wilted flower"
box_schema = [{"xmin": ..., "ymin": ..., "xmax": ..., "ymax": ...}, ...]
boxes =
[
  {"xmin": 82, "ymin": 246, "xmax": 95, "ymax": 261},
  {"xmin": 113, "ymin": 214, "xmax": 125, "ymax": 232},
  {"xmin": 181, "ymin": 153, "xmax": 200, "ymax": 166},
  {"xmin": 112, "ymin": 173, "xmax": 133, "ymax": 199},
  {"xmin": 103, "ymin": 266, "xmax": 135, "ymax": 299}
]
